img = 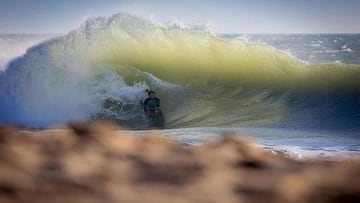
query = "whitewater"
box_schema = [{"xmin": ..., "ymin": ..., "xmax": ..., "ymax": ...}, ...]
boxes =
[{"xmin": 0, "ymin": 13, "xmax": 359, "ymax": 160}]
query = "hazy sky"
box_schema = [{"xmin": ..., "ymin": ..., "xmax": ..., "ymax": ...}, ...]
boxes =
[{"xmin": 1, "ymin": 0, "xmax": 359, "ymax": 34}]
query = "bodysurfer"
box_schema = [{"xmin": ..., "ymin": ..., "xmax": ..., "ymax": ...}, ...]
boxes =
[{"xmin": 143, "ymin": 90, "xmax": 161, "ymax": 117}]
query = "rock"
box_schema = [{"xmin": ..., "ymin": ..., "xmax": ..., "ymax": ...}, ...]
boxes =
[{"xmin": 0, "ymin": 123, "xmax": 359, "ymax": 203}]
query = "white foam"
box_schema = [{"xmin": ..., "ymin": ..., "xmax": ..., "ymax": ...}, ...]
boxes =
[
  {"xmin": 142, "ymin": 71, "xmax": 181, "ymax": 89},
  {"xmin": 341, "ymin": 44, "xmax": 348, "ymax": 49},
  {"xmin": 262, "ymin": 145, "xmax": 360, "ymax": 161},
  {"xmin": 341, "ymin": 48, "xmax": 352, "ymax": 52},
  {"xmin": 165, "ymin": 19, "xmax": 188, "ymax": 30},
  {"xmin": 310, "ymin": 43, "xmax": 321, "ymax": 47},
  {"xmin": 127, "ymin": 127, "xmax": 360, "ymax": 161}
]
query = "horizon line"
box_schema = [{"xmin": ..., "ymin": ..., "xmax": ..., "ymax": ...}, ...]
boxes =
[{"xmin": 1, "ymin": 32, "xmax": 360, "ymax": 35}]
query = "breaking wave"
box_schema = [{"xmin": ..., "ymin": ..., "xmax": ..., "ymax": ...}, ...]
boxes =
[{"xmin": 0, "ymin": 13, "xmax": 359, "ymax": 130}]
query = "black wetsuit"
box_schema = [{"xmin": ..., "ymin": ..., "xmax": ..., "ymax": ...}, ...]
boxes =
[{"xmin": 143, "ymin": 97, "xmax": 160, "ymax": 114}]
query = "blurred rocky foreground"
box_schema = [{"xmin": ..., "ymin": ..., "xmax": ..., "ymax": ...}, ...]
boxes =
[{"xmin": 0, "ymin": 122, "xmax": 360, "ymax": 203}]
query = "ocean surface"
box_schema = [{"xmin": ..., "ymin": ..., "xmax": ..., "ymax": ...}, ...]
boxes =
[{"xmin": 0, "ymin": 13, "xmax": 359, "ymax": 160}]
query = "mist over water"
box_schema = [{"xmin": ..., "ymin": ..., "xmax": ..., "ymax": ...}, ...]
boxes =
[
  {"xmin": 0, "ymin": 13, "xmax": 359, "ymax": 133},
  {"xmin": 0, "ymin": 34, "xmax": 55, "ymax": 71}
]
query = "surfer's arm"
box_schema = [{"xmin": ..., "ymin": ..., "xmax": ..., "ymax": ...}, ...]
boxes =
[
  {"xmin": 156, "ymin": 98, "xmax": 160, "ymax": 110},
  {"xmin": 143, "ymin": 98, "xmax": 150, "ymax": 112}
]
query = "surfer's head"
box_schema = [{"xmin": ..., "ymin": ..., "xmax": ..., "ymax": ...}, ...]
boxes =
[{"xmin": 148, "ymin": 90, "xmax": 155, "ymax": 98}]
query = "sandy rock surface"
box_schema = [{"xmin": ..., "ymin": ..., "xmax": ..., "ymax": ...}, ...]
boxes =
[{"xmin": 0, "ymin": 122, "xmax": 359, "ymax": 203}]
